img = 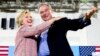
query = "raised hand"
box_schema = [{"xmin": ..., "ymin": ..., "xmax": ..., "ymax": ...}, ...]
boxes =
[{"xmin": 85, "ymin": 6, "xmax": 97, "ymax": 19}]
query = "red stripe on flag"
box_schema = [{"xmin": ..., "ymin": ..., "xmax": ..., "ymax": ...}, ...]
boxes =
[
  {"xmin": 0, "ymin": 50, "xmax": 8, "ymax": 52},
  {"xmin": 96, "ymin": 46, "xmax": 100, "ymax": 48},
  {"xmin": 0, "ymin": 54, "xmax": 8, "ymax": 56},
  {"xmin": 96, "ymin": 46, "xmax": 100, "ymax": 52},
  {"xmin": 0, "ymin": 46, "xmax": 9, "ymax": 48},
  {"xmin": 96, "ymin": 50, "xmax": 100, "ymax": 52}
]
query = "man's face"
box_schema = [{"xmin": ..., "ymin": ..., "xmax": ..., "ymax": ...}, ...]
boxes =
[{"xmin": 39, "ymin": 5, "xmax": 52, "ymax": 21}]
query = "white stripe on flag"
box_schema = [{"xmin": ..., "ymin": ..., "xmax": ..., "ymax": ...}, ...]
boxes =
[
  {"xmin": 96, "ymin": 48, "xmax": 100, "ymax": 50},
  {"xmin": 92, "ymin": 52, "xmax": 100, "ymax": 56},
  {"xmin": 0, "ymin": 48, "xmax": 8, "ymax": 50},
  {"xmin": 0, "ymin": 52, "xmax": 8, "ymax": 54}
]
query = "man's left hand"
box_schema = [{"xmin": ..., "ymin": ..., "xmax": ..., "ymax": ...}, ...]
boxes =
[{"xmin": 85, "ymin": 6, "xmax": 97, "ymax": 19}]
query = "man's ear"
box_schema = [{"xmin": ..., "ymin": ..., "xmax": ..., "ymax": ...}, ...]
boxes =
[{"xmin": 49, "ymin": 8, "xmax": 53, "ymax": 14}]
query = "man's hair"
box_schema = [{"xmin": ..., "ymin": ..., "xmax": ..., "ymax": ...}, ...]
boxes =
[{"xmin": 38, "ymin": 3, "xmax": 52, "ymax": 11}]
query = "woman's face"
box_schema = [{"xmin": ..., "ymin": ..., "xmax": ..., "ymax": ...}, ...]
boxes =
[{"xmin": 22, "ymin": 12, "xmax": 33, "ymax": 26}]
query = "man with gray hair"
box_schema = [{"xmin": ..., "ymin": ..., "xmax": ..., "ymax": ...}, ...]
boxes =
[{"xmin": 37, "ymin": 3, "xmax": 97, "ymax": 56}]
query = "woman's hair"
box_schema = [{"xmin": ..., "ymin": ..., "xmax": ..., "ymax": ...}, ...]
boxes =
[{"xmin": 16, "ymin": 10, "xmax": 29, "ymax": 27}]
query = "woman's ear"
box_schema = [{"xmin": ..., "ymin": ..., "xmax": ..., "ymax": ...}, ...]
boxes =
[{"xmin": 21, "ymin": 19, "xmax": 23, "ymax": 26}]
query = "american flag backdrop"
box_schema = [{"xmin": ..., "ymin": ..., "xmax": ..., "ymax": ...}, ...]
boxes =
[
  {"xmin": 0, "ymin": 46, "xmax": 8, "ymax": 56},
  {"xmin": 79, "ymin": 46, "xmax": 100, "ymax": 56},
  {"xmin": 0, "ymin": 46, "xmax": 15, "ymax": 56},
  {"xmin": 93, "ymin": 46, "xmax": 100, "ymax": 56},
  {"xmin": 96, "ymin": 46, "xmax": 100, "ymax": 52},
  {"xmin": 0, "ymin": 46, "xmax": 99, "ymax": 56},
  {"xmin": 1, "ymin": 46, "xmax": 99, "ymax": 56}
]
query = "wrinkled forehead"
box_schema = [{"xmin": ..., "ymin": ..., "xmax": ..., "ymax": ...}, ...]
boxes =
[
  {"xmin": 38, "ymin": 3, "xmax": 52, "ymax": 11},
  {"xmin": 39, "ymin": 5, "xmax": 50, "ymax": 11}
]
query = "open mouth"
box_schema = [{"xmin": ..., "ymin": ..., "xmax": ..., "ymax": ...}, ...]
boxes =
[{"xmin": 27, "ymin": 19, "xmax": 33, "ymax": 23}]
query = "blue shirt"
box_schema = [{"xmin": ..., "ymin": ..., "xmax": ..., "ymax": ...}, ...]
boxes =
[{"xmin": 38, "ymin": 29, "xmax": 50, "ymax": 56}]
